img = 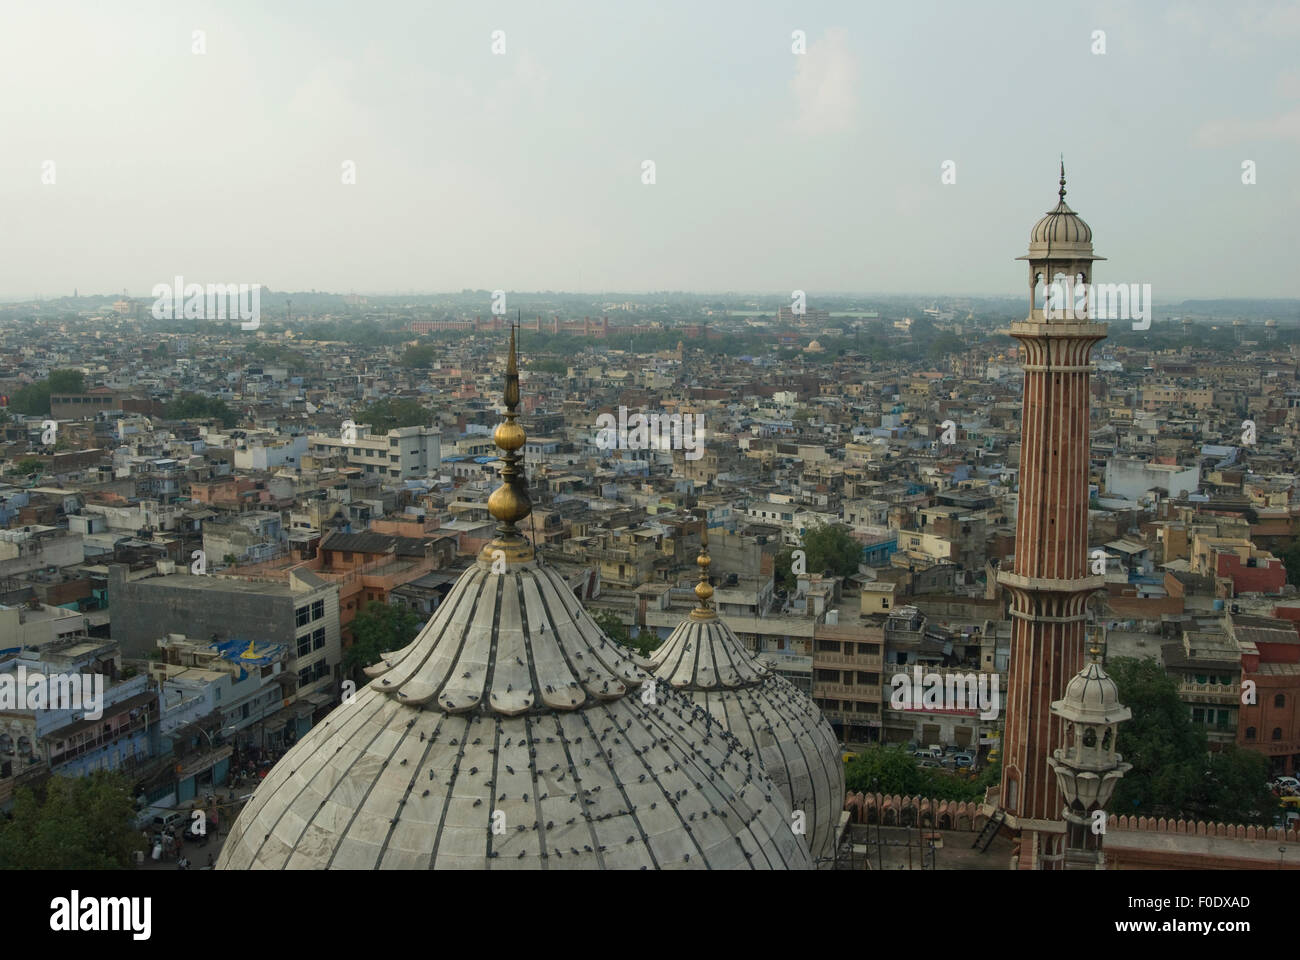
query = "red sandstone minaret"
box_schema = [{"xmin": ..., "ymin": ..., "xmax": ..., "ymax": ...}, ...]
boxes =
[{"xmin": 996, "ymin": 163, "xmax": 1107, "ymax": 869}]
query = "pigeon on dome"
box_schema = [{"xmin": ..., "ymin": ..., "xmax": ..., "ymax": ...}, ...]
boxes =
[{"xmin": 647, "ymin": 519, "xmax": 846, "ymax": 865}]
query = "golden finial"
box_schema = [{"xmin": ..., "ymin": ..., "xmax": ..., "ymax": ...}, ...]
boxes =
[
  {"xmin": 1089, "ymin": 623, "xmax": 1104, "ymax": 662},
  {"xmin": 691, "ymin": 516, "xmax": 716, "ymax": 620},
  {"xmin": 482, "ymin": 321, "xmax": 534, "ymax": 566}
]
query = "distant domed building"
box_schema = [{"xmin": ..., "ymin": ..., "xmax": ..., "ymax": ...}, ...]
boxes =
[
  {"xmin": 217, "ymin": 331, "xmax": 810, "ymax": 870},
  {"xmin": 647, "ymin": 531, "xmax": 845, "ymax": 864}
]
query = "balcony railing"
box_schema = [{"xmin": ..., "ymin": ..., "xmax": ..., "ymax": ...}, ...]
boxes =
[
  {"xmin": 814, "ymin": 682, "xmax": 882, "ymax": 702},
  {"xmin": 1177, "ymin": 680, "xmax": 1241, "ymax": 704},
  {"xmin": 48, "ymin": 713, "xmax": 152, "ymax": 765},
  {"xmin": 814, "ymin": 650, "xmax": 883, "ymax": 670}
]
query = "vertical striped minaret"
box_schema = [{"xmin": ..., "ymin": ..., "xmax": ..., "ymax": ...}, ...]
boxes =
[{"xmin": 997, "ymin": 164, "xmax": 1107, "ymax": 869}]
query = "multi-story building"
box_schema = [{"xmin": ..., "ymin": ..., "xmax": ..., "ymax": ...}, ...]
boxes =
[
  {"xmin": 308, "ymin": 424, "xmax": 442, "ymax": 480},
  {"xmin": 812, "ymin": 620, "xmax": 883, "ymax": 744},
  {"xmin": 1231, "ymin": 614, "xmax": 1300, "ymax": 776},
  {"xmin": 107, "ymin": 565, "xmax": 342, "ymax": 710},
  {"xmin": 1161, "ymin": 627, "xmax": 1244, "ymax": 749}
]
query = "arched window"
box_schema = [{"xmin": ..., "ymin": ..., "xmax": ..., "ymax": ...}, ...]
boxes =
[
  {"xmin": 1246, "ymin": 727, "xmax": 1257, "ymax": 741},
  {"xmin": 16, "ymin": 736, "xmax": 31, "ymax": 756},
  {"xmin": 1082, "ymin": 727, "xmax": 1097, "ymax": 748},
  {"xmin": 1102, "ymin": 728, "xmax": 1113, "ymax": 751},
  {"xmin": 0, "ymin": 733, "xmax": 11, "ymax": 755},
  {"xmin": 1272, "ymin": 728, "xmax": 1283, "ymax": 741},
  {"xmin": 1274, "ymin": 693, "xmax": 1286, "ymax": 709}
]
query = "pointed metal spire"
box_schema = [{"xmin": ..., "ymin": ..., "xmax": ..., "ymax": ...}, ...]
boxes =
[
  {"xmin": 483, "ymin": 318, "xmax": 532, "ymax": 558},
  {"xmin": 691, "ymin": 513, "xmax": 715, "ymax": 619},
  {"xmin": 1059, "ymin": 156, "xmax": 1067, "ymax": 200}
]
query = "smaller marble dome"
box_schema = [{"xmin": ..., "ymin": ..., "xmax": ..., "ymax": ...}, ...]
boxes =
[
  {"xmin": 1056, "ymin": 656, "xmax": 1131, "ymax": 725},
  {"xmin": 1026, "ymin": 163, "xmax": 1095, "ymax": 252},
  {"xmin": 648, "ymin": 532, "xmax": 846, "ymax": 864}
]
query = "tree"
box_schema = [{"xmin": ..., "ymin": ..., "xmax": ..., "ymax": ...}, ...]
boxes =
[
  {"xmin": 927, "ymin": 331, "xmax": 964, "ymax": 361},
  {"xmin": 400, "ymin": 345, "xmax": 439, "ymax": 368},
  {"xmin": 166, "ymin": 393, "xmax": 238, "ymax": 428},
  {"xmin": 527, "ymin": 357, "xmax": 568, "ymax": 375},
  {"xmin": 9, "ymin": 382, "xmax": 51, "ymax": 415},
  {"xmin": 353, "ymin": 398, "xmax": 428, "ymax": 433},
  {"xmin": 344, "ymin": 601, "xmax": 423, "ymax": 682},
  {"xmin": 774, "ymin": 547, "xmax": 796, "ymax": 590},
  {"xmin": 48, "ymin": 370, "xmax": 85, "ymax": 394},
  {"xmin": 6, "ymin": 457, "xmax": 44, "ymax": 477},
  {"xmin": 632, "ymin": 629, "xmax": 660, "ymax": 657},
  {"xmin": 799, "ymin": 521, "xmax": 862, "ymax": 578},
  {"xmin": 843, "ymin": 744, "xmax": 993, "ymax": 803},
  {"xmin": 1281, "ymin": 540, "xmax": 1300, "ymax": 586},
  {"xmin": 592, "ymin": 610, "xmax": 656, "ymax": 656},
  {"xmin": 0, "ymin": 770, "xmax": 145, "ymax": 869},
  {"xmin": 1108, "ymin": 657, "xmax": 1277, "ymax": 825}
]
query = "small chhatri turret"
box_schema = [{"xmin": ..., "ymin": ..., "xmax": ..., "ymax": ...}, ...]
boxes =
[{"xmin": 1046, "ymin": 628, "xmax": 1132, "ymax": 869}]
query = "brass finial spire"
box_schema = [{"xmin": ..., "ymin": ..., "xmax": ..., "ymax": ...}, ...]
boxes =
[
  {"xmin": 1089, "ymin": 622, "xmax": 1105, "ymax": 662},
  {"xmin": 691, "ymin": 516, "xmax": 716, "ymax": 620},
  {"xmin": 1059, "ymin": 156, "xmax": 1067, "ymax": 201},
  {"xmin": 482, "ymin": 321, "xmax": 533, "ymax": 565}
]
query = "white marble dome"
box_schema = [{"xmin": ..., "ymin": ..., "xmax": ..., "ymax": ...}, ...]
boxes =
[
  {"xmin": 648, "ymin": 555, "xmax": 845, "ymax": 865},
  {"xmin": 217, "ymin": 332, "xmax": 810, "ymax": 871},
  {"xmin": 1026, "ymin": 164, "xmax": 1096, "ymax": 254},
  {"xmin": 217, "ymin": 559, "xmax": 810, "ymax": 869}
]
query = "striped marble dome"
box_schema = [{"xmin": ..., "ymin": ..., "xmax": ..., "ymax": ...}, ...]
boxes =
[
  {"xmin": 1030, "ymin": 199, "xmax": 1093, "ymax": 245},
  {"xmin": 1027, "ymin": 163, "xmax": 1094, "ymax": 248},
  {"xmin": 648, "ymin": 548, "xmax": 845, "ymax": 865},
  {"xmin": 216, "ymin": 557, "xmax": 811, "ymax": 870}
]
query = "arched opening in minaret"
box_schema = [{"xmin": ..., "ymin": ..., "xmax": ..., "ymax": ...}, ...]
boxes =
[
  {"xmin": 1033, "ymin": 272, "xmax": 1045, "ymax": 314},
  {"xmin": 1047, "ymin": 271, "xmax": 1070, "ymax": 318}
]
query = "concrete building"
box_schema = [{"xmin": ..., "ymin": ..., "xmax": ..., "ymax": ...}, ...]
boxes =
[
  {"xmin": 307, "ymin": 424, "xmax": 442, "ymax": 480},
  {"xmin": 1104, "ymin": 457, "xmax": 1200, "ymax": 503},
  {"xmin": 107, "ymin": 565, "xmax": 341, "ymax": 708}
]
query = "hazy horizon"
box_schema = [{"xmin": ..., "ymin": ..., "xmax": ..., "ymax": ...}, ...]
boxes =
[{"xmin": 3, "ymin": 0, "xmax": 1298, "ymax": 300}]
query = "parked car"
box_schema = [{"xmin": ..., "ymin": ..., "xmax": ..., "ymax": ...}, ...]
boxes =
[
  {"xmin": 152, "ymin": 812, "xmax": 185, "ymax": 832},
  {"xmin": 1271, "ymin": 776, "xmax": 1299, "ymax": 792},
  {"xmin": 954, "ymin": 754, "xmax": 975, "ymax": 769}
]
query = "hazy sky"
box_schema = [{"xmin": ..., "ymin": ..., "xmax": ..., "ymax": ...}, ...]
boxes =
[{"xmin": 1, "ymin": 0, "xmax": 1297, "ymax": 300}]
